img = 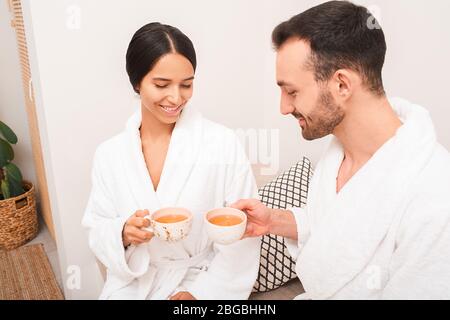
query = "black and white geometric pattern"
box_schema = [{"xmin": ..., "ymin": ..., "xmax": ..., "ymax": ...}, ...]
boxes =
[{"xmin": 252, "ymin": 157, "xmax": 313, "ymax": 293}]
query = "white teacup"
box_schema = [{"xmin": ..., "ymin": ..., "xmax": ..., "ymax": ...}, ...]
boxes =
[
  {"xmin": 204, "ymin": 207, "xmax": 247, "ymax": 245},
  {"xmin": 144, "ymin": 207, "xmax": 193, "ymax": 242}
]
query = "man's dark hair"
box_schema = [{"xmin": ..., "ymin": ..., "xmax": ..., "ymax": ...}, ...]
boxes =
[
  {"xmin": 126, "ymin": 22, "xmax": 197, "ymax": 94},
  {"xmin": 272, "ymin": 1, "xmax": 386, "ymax": 96}
]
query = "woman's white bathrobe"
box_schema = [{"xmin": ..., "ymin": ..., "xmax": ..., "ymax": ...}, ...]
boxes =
[
  {"xmin": 82, "ymin": 105, "xmax": 261, "ymax": 300},
  {"xmin": 287, "ymin": 97, "xmax": 450, "ymax": 299}
]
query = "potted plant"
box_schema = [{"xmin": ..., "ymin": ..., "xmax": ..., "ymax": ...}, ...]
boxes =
[{"xmin": 0, "ymin": 120, "xmax": 38, "ymax": 250}]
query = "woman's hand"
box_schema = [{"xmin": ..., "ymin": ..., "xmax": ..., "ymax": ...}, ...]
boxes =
[
  {"xmin": 169, "ymin": 291, "xmax": 197, "ymax": 300},
  {"xmin": 122, "ymin": 209, "xmax": 154, "ymax": 247},
  {"xmin": 230, "ymin": 199, "xmax": 273, "ymax": 238}
]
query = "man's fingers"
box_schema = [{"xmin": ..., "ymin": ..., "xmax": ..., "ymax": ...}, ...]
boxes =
[
  {"xmin": 230, "ymin": 199, "xmax": 253, "ymax": 210},
  {"xmin": 242, "ymin": 224, "xmax": 255, "ymax": 239},
  {"xmin": 230, "ymin": 199, "xmax": 259, "ymax": 211}
]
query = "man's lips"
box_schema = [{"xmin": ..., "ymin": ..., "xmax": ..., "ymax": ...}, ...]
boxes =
[
  {"xmin": 292, "ymin": 113, "xmax": 306, "ymax": 126},
  {"xmin": 292, "ymin": 113, "xmax": 305, "ymax": 120}
]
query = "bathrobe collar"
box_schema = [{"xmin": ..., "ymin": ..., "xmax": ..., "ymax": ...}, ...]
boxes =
[
  {"xmin": 298, "ymin": 97, "xmax": 437, "ymax": 299},
  {"xmin": 121, "ymin": 104, "xmax": 203, "ymax": 212}
]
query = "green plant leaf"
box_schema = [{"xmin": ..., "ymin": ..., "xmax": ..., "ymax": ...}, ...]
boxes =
[
  {"xmin": 0, "ymin": 138, "xmax": 14, "ymax": 167},
  {"xmin": 4, "ymin": 162, "xmax": 23, "ymax": 182},
  {"xmin": 0, "ymin": 121, "xmax": 18, "ymax": 144},
  {"xmin": 8, "ymin": 178, "xmax": 25, "ymax": 197},
  {"xmin": 1, "ymin": 179, "xmax": 10, "ymax": 199}
]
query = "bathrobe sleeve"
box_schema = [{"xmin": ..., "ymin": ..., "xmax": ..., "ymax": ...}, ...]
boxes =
[
  {"xmin": 284, "ymin": 207, "xmax": 311, "ymax": 260},
  {"xmin": 82, "ymin": 146, "xmax": 149, "ymax": 283},
  {"xmin": 186, "ymin": 133, "xmax": 261, "ymax": 300},
  {"xmin": 381, "ymin": 191, "xmax": 450, "ymax": 299}
]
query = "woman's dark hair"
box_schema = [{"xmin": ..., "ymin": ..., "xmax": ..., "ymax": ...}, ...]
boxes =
[
  {"xmin": 126, "ymin": 22, "xmax": 197, "ymax": 93},
  {"xmin": 272, "ymin": 1, "xmax": 386, "ymax": 96}
]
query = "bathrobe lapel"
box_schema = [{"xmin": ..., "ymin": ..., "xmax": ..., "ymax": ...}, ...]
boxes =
[
  {"xmin": 121, "ymin": 105, "xmax": 203, "ymax": 212},
  {"xmin": 155, "ymin": 105, "xmax": 203, "ymax": 208},
  {"xmin": 298, "ymin": 98, "xmax": 437, "ymax": 299}
]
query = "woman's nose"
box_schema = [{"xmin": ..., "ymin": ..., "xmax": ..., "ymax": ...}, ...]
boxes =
[{"xmin": 167, "ymin": 87, "xmax": 182, "ymax": 105}]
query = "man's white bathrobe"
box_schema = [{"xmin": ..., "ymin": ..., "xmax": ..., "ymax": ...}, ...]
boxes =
[
  {"xmin": 287, "ymin": 98, "xmax": 450, "ymax": 299},
  {"xmin": 82, "ymin": 105, "xmax": 261, "ymax": 300}
]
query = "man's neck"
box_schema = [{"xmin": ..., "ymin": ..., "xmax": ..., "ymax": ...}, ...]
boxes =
[{"xmin": 334, "ymin": 94, "xmax": 403, "ymax": 166}]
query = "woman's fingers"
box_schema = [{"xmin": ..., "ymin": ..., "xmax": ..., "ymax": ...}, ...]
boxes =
[
  {"xmin": 135, "ymin": 209, "xmax": 149, "ymax": 218},
  {"xmin": 131, "ymin": 210, "xmax": 150, "ymax": 228},
  {"xmin": 123, "ymin": 210, "xmax": 152, "ymax": 247},
  {"xmin": 126, "ymin": 232, "xmax": 153, "ymax": 246},
  {"xmin": 127, "ymin": 226, "xmax": 153, "ymax": 241},
  {"xmin": 133, "ymin": 227, "xmax": 153, "ymax": 241},
  {"xmin": 128, "ymin": 236, "xmax": 145, "ymax": 246},
  {"xmin": 123, "ymin": 209, "xmax": 153, "ymax": 246},
  {"xmin": 169, "ymin": 292, "xmax": 182, "ymax": 300},
  {"xmin": 128, "ymin": 216, "xmax": 150, "ymax": 228}
]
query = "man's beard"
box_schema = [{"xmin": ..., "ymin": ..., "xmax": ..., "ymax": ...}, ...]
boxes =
[{"xmin": 295, "ymin": 89, "xmax": 345, "ymax": 141}]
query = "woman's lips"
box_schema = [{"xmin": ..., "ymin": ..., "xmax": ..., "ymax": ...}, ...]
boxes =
[{"xmin": 160, "ymin": 104, "xmax": 183, "ymax": 116}]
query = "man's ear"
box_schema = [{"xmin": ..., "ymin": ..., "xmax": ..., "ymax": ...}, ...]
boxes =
[{"xmin": 331, "ymin": 69, "xmax": 355, "ymax": 101}]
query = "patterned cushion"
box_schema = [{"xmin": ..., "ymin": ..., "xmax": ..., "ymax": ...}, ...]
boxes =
[{"xmin": 252, "ymin": 157, "xmax": 313, "ymax": 293}]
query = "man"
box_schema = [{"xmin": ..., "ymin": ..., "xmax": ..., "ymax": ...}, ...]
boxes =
[{"xmin": 232, "ymin": 1, "xmax": 450, "ymax": 299}]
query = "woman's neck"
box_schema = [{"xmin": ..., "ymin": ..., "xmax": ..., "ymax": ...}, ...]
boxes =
[{"xmin": 140, "ymin": 107, "xmax": 175, "ymax": 143}]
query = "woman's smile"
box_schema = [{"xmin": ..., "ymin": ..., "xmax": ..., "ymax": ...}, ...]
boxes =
[{"xmin": 159, "ymin": 103, "xmax": 184, "ymax": 116}]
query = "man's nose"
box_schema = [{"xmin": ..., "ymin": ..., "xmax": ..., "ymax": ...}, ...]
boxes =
[{"xmin": 280, "ymin": 97, "xmax": 295, "ymax": 116}]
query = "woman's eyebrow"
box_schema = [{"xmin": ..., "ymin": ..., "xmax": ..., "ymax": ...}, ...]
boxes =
[
  {"xmin": 152, "ymin": 77, "xmax": 171, "ymax": 82},
  {"xmin": 152, "ymin": 76, "xmax": 195, "ymax": 82}
]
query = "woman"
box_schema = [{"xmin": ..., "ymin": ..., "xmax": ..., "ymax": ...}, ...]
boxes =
[{"xmin": 82, "ymin": 23, "xmax": 261, "ymax": 300}]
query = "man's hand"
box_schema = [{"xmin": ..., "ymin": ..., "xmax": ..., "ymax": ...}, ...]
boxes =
[
  {"xmin": 231, "ymin": 199, "xmax": 299, "ymax": 240},
  {"xmin": 230, "ymin": 199, "xmax": 272, "ymax": 238},
  {"xmin": 169, "ymin": 291, "xmax": 197, "ymax": 300}
]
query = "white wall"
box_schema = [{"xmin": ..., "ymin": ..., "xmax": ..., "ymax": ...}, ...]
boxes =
[
  {"xmin": 360, "ymin": 0, "xmax": 450, "ymax": 151},
  {"xmin": 4, "ymin": 0, "xmax": 450, "ymax": 299}
]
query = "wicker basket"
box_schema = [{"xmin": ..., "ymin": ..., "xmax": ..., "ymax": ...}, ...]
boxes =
[{"xmin": 0, "ymin": 181, "xmax": 38, "ymax": 250}]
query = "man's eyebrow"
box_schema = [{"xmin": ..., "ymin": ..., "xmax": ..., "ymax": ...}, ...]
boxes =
[
  {"xmin": 277, "ymin": 80, "xmax": 292, "ymax": 87},
  {"xmin": 152, "ymin": 76, "xmax": 195, "ymax": 82}
]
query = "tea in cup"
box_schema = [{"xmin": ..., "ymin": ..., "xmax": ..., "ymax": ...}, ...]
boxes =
[
  {"xmin": 204, "ymin": 207, "xmax": 247, "ymax": 245},
  {"xmin": 145, "ymin": 207, "xmax": 192, "ymax": 242}
]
